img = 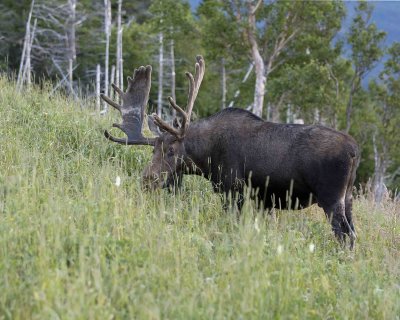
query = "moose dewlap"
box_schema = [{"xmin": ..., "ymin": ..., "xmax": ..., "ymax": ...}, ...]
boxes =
[{"xmin": 102, "ymin": 56, "xmax": 360, "ymax": 249}]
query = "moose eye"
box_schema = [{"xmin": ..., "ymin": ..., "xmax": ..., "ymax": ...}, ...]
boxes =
[{"xmin": 167, "ymin": 147, "xmax": 174, "ymax": 157}]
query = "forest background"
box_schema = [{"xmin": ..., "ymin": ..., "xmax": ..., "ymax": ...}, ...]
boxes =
[{"xmin": 0, "ymin": 0, "xmax": 399, "ymax": 201}]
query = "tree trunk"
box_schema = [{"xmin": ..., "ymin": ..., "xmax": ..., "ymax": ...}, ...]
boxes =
[
  {"xmin": 372, "ymin": 133, "xmax": 389, "ymax": 204},
  {"xmin": 67, "ymin": 0, "xmax": 76, "ymax": 95},
  {"xmin": 104, "ymin": 0, "xmax": 111, "ymax": 111},
  {"xmin": 17, "ymin": 0, "xmax": 35, "ymax": 90},
  {"xmin": 157, "ymin": 32, "xmax": 164, "ymax": 118},
  {"xmin": 23, "ymin": 18, "xmax": 37, "ymax": 88},
  {"xmin": 247, "ymin": 0, "xmax": 266, "ymax": 117},
  {"xmin": 221, "ymin": 57, "xmax": 226, "ymax": 110},
  {"xmin": 252, "ymin": 51, "xmax": 266, "ymax": 117},
  {"xmin": 345, "ymin": 75, "xmax": 358, "ymax": 133},
  {"xmin": 110, "ymin": 64, "xmax": 116, "ymax": 100},
  {"xmin": 96, "ymin": 64, "xmax": 101, "ymax": 112},
  {"xmin": 170, "ymin": 38, "xmax": 176, "ymax": 118},
  {"xmin": 120, "ymin": 36, "xmax": 124, "ymax": 91},
  {"xmin": 68, "ymin": 58, "xmax": 73, "ymax": 93},
  {"xmin": 227, "ymin": 62, "xmax": 253, "ymax": 108},
  {"xmin": 116, "ymin": 0, "xmax": 122, "ymax": 91}
]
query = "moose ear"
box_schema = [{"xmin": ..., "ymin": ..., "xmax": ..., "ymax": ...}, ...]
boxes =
[
  {"xmin": 147, "ymin": 115, "xmax": 162, "ymax": 135},
  {"xmin": 173, "ymin": 117, "xmax": 182, "ymax": 129}
]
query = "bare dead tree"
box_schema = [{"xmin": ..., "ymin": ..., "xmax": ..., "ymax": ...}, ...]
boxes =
[
  {"xmin": 17, "ymin": 0, "xmax": 35, "ymax": 90},
  {"xmin": 96, "ymin": 64, "xmax": 101, "ymax": 111},
  {"xmin": 372, "ymin": 131, "xmax": 389, "ymax": 204},
  {"xmin": 115, "ymin": 0, "xmax": 123, "ymax": 92},
  {"xmin": 32, "ymin": 0, "xmax": 86, "ymax": 96},
  {"xmin": 103, "ymin": 0, "xmax": 112, "ymax": 111},
  {"xmin": 67, "ymin": 0, "xmax": 76, "ymax": 95},
  {"xmin": 110, "ymin": 64, "xmax": 116, "ymax": 100},
  {"xmin": 170, "ymin": 38, "xmax": 176, "ymax": 118},
  {"xmin": 23, "ymin": 18, "xmax": 37, "ymax": 87},
  {"xmin": 157, "ymin": 32, "xmax": 164, "ymax": 117},
  {"xmin": 221, "ymin": 57, "xmax": 226, "ymax": 110}
]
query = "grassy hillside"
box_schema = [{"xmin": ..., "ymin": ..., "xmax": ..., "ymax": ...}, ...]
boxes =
[{"xmin": 0, "ymin": 78, "xmax": 399, "ymax": 319}]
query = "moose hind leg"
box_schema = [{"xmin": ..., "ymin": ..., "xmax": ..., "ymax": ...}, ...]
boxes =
[
  {"xmin": 323, "ymin": 199, "xmax": 353, "ymax": 246},
  {"xmin": 344, "ymin": 193, "xmax": 357, "ymax": 249},
  {"xmin": 344, "ymin": 158, "xmax": 358, "ymax": 248},
  {"xmin": 345, "ymin": 195, "xmax": 355, "ymax": 233}
]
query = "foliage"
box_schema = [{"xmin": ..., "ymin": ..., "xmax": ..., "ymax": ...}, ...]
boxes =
[
  {"xmin": 0, "ymin": 80, "xmax": 399, "ymax": 318},
  {"xmin": 344, "ymin": 1, "xmax": 387, "ymax": 133},
  {"xmin": 347, "ymin": 1, "xmax": 386, "ymax": 80},
  {"xmin": 368, "ymin": 42, "xmax": 400, "ymax": 188}
]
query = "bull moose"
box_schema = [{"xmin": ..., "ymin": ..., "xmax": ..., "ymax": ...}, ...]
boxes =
[{"xmin": 101, "ymin": 56, "xmax": 360, "ymax": 248}]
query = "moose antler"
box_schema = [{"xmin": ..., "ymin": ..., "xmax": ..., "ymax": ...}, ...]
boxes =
[
  {"xmin": 152, "ymin": 55, "xmax": 205, "ymax": 138},
  {"xmin": 101, "ymin": 65, "xmax": 156, "ymax": 145}
]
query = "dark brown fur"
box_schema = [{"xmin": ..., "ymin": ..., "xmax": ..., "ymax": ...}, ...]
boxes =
[
  {"xmin": 143, "ymin": 108, "xmax": 360, "ymax": 248},
  {"xmin": 102, "ymin": 57, "xmax": 359, "ymax": 248}
]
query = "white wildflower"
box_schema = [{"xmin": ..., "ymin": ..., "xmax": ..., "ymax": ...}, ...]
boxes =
[
  {"xmin": 254, "ymin": 217, "xmax": 260, "ymax": 233},
  {"xmin": 115, "ymin": 176, "xmax": 121, "ymax": 187},
  {"xmin": 306, "ymin": 47, "xmax": 310, "ymax": 55},
  {"xmin": 309, "ymin": 243, "xmax": 315, "ymax": 253},
  {"xmin": 374, "ymin": 286, "xmax": 384, "ymax": 294},
  {"xmin": 277, "ymin": 245, "xmax": 283, "ymax": 255}
]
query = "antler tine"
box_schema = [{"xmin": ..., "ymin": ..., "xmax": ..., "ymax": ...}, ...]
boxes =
[
  {"xmin": 168, "ymin": 96, "xmax": 186, "ymax": 117},
  {"xmin": 152, "ymin": 113, "xmax": 181, "ymax": 137},
  {"xmin": 111, "ymin": 83, "xmax": 124, "ymax": 97},
  {"xmin": 101, "ymin": 93, "xmax": 121, "ymax": 112},
  {"xmin": 184, "ymin": 55, "xmax": 205, "ymax": 129},
  {"xmin": 101, "ymin": 65, "xmax": 156, "ymax": 146},
  {"xmin": 152, "ymin": 56, "xmax": 205, "ymax": 139}
]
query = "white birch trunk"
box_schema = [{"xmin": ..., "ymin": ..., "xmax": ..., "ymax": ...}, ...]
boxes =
[
  {"xmin": 221, "ymin": 57, "xmax": 226, "ymax": 110},
  {"xmin": 116, "ymin": 0, "xmax": 123, "ymax": 93},
  {"xmin": 372, "ymin": 133, "xmax": 389, "ymax": 204},
  {"xmin": 247, "ymin": 0, "xmax": 266, "ymax": 117},
  {"xmin": 104, "ymin": 0, "xmax": 111, "ymax": 111},
  {"xmin": 170, "ymin": 38, "xmax": 176, "ymax": 118},
  {"xmin": 116, "ymin": 0, "xmax": 122, "ymax": 90},
  {"xmin": 17, "ymin": 0, "xmax": 34, "ymax": 90},
  {"xmin": 110, "ymin": 64, "xmax": 116, "ymax": 100},
  {"xmin": 251, "ymin": 49, "xmax": 266, "ymax": 117},
  {"xmin": 96, "ymin": 64, "xmax": 101, "ymax": 112},
  {"xmin": 157, "ymin": 32, "xmax": 164, "ymax": 118},
  {"xmin": 67, "ymin": 0, "xmax": 76, "ymax": 95},
  {"xmin": 286, "ymin": 104, "xmax": 291, "ymax": 123},
  {"xmin": 120, "ymin": 37, "xmax": 123, "ymax": 91},
  {"xmin": 68, "ymin": 58, "xmax": 73, "ymax": 93},
  {"xmin": 17, "ymin": 30, "xmax": 28, "ymax": 89},
  {"xmin": 24, "ymin": 18, "xmax": 37, "ymax": 87}
]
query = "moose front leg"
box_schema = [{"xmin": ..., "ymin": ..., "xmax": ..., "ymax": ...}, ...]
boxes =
[
  {"xmin": 164, "ymin": 171, "xmax": 183, "ymax": 193},
  {"xmin": 221, "ymin": 177, "xmax": 245, "ymax": 212}
]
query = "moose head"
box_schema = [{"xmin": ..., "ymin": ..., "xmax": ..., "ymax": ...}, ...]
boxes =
[{"xmin": 101, "ymin": 56, "xmax": 205, "ymax": 190}]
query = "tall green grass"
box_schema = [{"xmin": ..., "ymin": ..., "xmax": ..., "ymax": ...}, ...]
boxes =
[{"xmin": 0, "ymin": 78, "xmax": 399, "ymax": 319}]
